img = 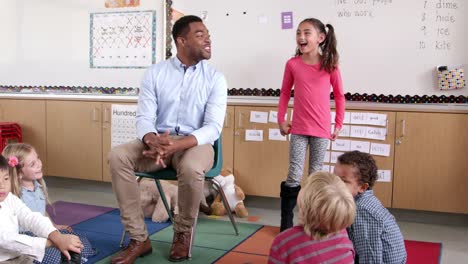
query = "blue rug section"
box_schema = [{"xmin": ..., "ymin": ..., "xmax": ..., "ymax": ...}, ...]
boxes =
[{"xmin": 72, "ymin": 208, "xmax": 171, "ymax": 263}]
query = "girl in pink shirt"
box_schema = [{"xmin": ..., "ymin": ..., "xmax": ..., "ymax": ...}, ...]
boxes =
[{"xmin": 277, "ymin": 18, "xmax": 345, "ymax": 231}]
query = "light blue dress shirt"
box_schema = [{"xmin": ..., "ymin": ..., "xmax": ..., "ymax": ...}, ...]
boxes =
[
  {"xmin": 136, "ymin": 56, "xmax": 228, "ymax": 145},
  {"xmin": 21, "ymin": 180, "xmax": 46, "ymax": 215}
]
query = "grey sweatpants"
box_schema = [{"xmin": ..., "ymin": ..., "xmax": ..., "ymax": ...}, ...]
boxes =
[{"xmin": 285, "ymin": 134, "xmax": 329, "ymax": 187}]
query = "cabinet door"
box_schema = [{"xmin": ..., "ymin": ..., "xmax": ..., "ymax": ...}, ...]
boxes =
[
  {"xmin": 222, "ymin": 106, "xmax": 235, "ymax": 170},
  {"xmin": 0, "ymin": 99, "xmax": 47, "ymax": 173},
  {"xmin": 393, "ymin": 112, "xmax": 468, "ymax": 213},
  {"xmin": 324, "ymin": 111, "xmax": 396, "ymax": 207},
  {"xmin": 233, "ymin": 106, "xmax": 291, "ymax": 197},
  {"xmin": 46, "ymin": 101, "xmax": 102, "ymax": 181}
]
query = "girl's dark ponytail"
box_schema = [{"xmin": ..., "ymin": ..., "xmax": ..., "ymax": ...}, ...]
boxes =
[{"xmin": 320, "ymin": 24, "xmax": 339, "ymax": 73}]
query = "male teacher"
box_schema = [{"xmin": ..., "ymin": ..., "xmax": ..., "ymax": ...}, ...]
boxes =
[{"xmin": 109, "ymin": 15, "xmax": 227, "ymax": 263}]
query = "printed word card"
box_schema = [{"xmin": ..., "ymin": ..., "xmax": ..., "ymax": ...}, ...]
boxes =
[
  {"xmin": 245, "ymin": 129, "xmax": 264, "ymax": 141},
  {"xmin": 323, "ymin": 151, "xmax": 331, "ymax": 163},
  {"xmin": 268, "ymin": 128, "xmax": 287, "ymax": 141},
  {"xmin": 111, "ymin": 104, "xmax": 137, "ymax": 148},
  {"xmin": 250, "ymin": 111, "xmax": 268, "ymax": 123},
  {"xmin": 377, "ymin": 170, "xmax": 392, "ymax": 182},
  {"xmin": 332, "ymin": 139, "xmax": 351, "ymax": 152},
  {"xmin": 330, "ymin": 151, "xmax": 345, "ymax": 164},
  {"xmin": 370, "ymin": 143, "xmax": 391, "ymax": 157},
  {"xmin": 350, "ymin": 140, "xmax": 371, "ymax": 153}
]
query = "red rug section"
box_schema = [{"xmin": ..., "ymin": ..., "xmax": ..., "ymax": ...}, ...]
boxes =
[
  {"xmin": 405, "ymin": 240, "xmax": 442, "ymax": 264},
  {"xmin": 217, "ymin": 226, "xmax": 442, "ymax": 264}
]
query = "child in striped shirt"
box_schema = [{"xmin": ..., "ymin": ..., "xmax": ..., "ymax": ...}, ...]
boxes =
[{"xmin": 269, "ymin": 172, "xmax": 356, "ymax": 264}]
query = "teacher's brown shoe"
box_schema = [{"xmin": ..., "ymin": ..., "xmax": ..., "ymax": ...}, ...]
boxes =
[
  {"xmin": 111, "ymin": 237, "xmax": 152, "ymax": 264},
  {"xmin": 169, "ymin": 231, "xmax": 191, "ymax": 262}
]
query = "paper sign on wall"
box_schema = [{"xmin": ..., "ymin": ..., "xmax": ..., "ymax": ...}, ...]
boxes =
[
  {"xmin": 339, "ymin": 125, "xmax": 351, "ymax": 137},
  {"xmin": 111, "ymin": 104, "xmax": 138, "ymax": 148},
  {"xmin": 350, "ymin": 112, "xmax": 367, "ymax": 124},
  {"xmin": 377, "ymin": 170, "xmax": 392, "ymax": 182},
  {"xmin": 370, "ymin": 143, "xmax": 391, "ymax": 157},
  {"xmin": 245, "ymin": 129, "xmax": 264, "ymax": 141},
  {"xmin": 350, "ymin": 126, "xmax": 367, "ymax": 138},
  {"xmin": 350, "ymin": 140, "xmax": 371, "ymax": 153},
  {"xmin": 269, "ymin": 111, "xmax": 287, "ymax": 123},
  {"xmin": 268, "ymin": 128, "xmax": 287, "ymax": 141},
  {"xmin": 332, "ymin": 139, "xmax": 351, "ymax": 152},
  {"xmin": 366, "ymin": 127, "xmax": 387, "ymax": 141},
  {"xmin": 323, "ymin": 151, "xmax": 331, "ymax": 163},
  {"xmin": 330, "ymin": 151, "xmax": 344, "ymax": 163},
  {"xmin": 269, "ymin": 111, "xmax": 278, "ymax": 123},
  {"xmin": 281, "ymin": 11, "xmax": 293, "ymax": 29},
  {"xmin": 250, "ymin": 111, "xmax": 268, "ymax": 123},
  {"xmin": 343, "ymin": 112, "xmax": 351, "ymax": 124},
  {"xmin": 367, "ymin": 113, "xmax": 387, "ymax": 126}
]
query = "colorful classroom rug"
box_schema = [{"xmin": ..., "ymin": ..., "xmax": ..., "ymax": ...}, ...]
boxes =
[{"xmin": 51, "ymin": 201, "xmax": 442, "ymax": 264}]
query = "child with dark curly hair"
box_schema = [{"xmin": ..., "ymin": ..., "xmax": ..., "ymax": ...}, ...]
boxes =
[{"xmin": 335, "ymin": 151, "xmax": 406, "ymax": 264}]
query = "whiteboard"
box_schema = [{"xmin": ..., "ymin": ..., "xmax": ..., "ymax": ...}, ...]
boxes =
[
  {"xmin": 0, "ymin": 0, "xmax": 165, "ymax": 88},
  {"xmin": 172, "ymin": 0, "xmax": 468, "ymax": 96}
]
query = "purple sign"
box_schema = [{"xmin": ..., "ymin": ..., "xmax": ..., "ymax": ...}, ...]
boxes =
[{"xmin": 281, "ymin": 11, "xmax": 293, "ymax": 29}]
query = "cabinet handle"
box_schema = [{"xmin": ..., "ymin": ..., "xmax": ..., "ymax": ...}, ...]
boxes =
[
  {"xmin": 103, "ymin": 107, "xmax": 110, "ymax": 123},
  {"xmin": 400, "ymin": 119, "xmax": 406, "ymax": 137},
  {"xmin": 102, "ymin": 107, "xmax": 110, "ymax": 128},
  {"xmin": 92, "ymin": 108, "xmax": 99, "ymax": 122},
  {"xmin": 238, "ymin": 113, "xmax": 244, "ymax": 128}
]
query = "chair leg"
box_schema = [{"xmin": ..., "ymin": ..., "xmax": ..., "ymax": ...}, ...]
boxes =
[
  {"xmin": 119, "ymin": 231, "xmax": 127, "ymax": 248},
  {"xmin": 209, "ymin": 179, "xmax": 239, "ymax": 236},
  {"xmin": 188, "ymin": 211, "xmax": 199, "ymax": 259},
  {"xmin": 154, "ymin": 179, "xmax": 174, "ymax": 223}
]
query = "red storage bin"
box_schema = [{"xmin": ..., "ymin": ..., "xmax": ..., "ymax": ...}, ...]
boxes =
[{"xmin": 0, "ymin": 122, "xmax": 22, "ymax": 153}]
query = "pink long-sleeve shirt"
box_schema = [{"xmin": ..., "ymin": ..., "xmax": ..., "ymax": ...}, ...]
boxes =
[{"xmin": 277, "ymin": 56, "xmax": 345, "ymax": 139}]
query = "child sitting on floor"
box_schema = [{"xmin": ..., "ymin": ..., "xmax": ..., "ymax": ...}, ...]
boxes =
[
  {"xmin": 335, "ymin": 151, "xmax": 406, "ymax": 263},
  {"xmin": 0, "ymin": 154, "xmax": 83, "ymax": 263},
  {"xmin": 3, "ymin": 143, "xmax": 96, "ymax": 263},
  {"xmin": 269, "ymin": 171, "xmax": 356, "ymax": 264}
]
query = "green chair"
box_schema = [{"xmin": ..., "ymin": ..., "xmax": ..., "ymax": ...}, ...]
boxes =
[{"xmin": 119, "ymin": 138, "xmax": 239, "ymax": 258}]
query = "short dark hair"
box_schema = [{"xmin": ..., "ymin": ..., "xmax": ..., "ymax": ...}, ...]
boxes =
[
  {"xmin": 172, "ymin": 15, "xmax": 203, "ymax": 42},
  {"xmin": 0, "ymin": 155, "xmax": 8, "ymax": 171},
  {"xmin": 337, "ymin": 151, "xmax": 378, "ymax": 188}
]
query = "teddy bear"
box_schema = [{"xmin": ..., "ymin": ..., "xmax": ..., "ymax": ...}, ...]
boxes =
[
  {"xmin": 139, "ymin": 178, "xmax": 178, "ymax": 223},
  {"xmin": 209, "ymin": 169, "xmax": 249, "ymax": 218}
]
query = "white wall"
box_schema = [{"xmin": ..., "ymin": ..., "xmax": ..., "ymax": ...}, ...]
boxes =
[{"xmin": 0, "ymin": 0, "xmax": 165, "ymax": 88}]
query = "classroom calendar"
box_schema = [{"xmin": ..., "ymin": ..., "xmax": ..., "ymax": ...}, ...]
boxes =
[
  {"xmin": 90, "ymin": 11, "xmax": 156, "ymax": 68},
  {"xmin": 111, "ymin": 104, "xmax": 138, "ymax": 148}
]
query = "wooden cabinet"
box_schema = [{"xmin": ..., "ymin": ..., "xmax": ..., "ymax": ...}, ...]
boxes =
[
  {"xmin": 222, "ymin": 106, "xmax": 235, "ymax": 170},
  {"xmin": 0, "ymin": 99, "xmax": 47, "ymax": 173},
  {"xmin": 46, "ymin": 101, "xmax": 103, "ymax": 181},
  {"xmin": 5, "ymin": 97, "xmax": 468, "ymax": 214},
  {"xmin": 393, "ymin": 112, "xmax": 468, "ymax": 213},
  {"xmin": 233, "ymin": 106, "xmax": 293, "ymax": 197}
]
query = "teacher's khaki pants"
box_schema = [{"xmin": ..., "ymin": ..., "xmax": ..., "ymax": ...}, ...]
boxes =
[{"xmin": 108, "ymin": 138, "xmax": 214, "ymax": 241}]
